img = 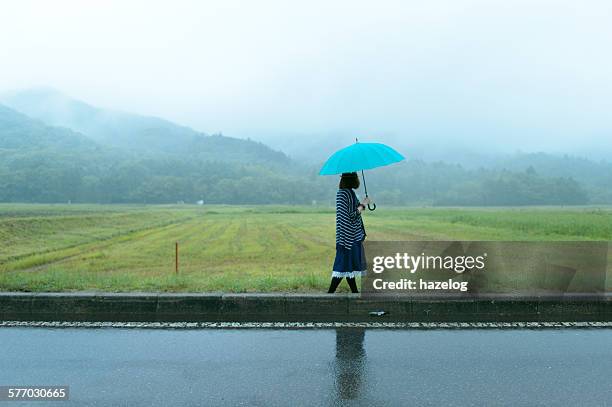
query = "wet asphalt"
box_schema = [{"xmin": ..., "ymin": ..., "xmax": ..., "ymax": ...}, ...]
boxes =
[{"xmin": 1, "ymin": 327, "xmax": 611, "ymax": 406}]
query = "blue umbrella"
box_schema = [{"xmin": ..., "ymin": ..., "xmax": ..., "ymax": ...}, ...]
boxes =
[{"xmin": 319, "ymin": 139, "xmax": 405, "ymax": 210}]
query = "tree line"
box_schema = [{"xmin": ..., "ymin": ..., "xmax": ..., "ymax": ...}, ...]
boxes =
[{"xmin": 0, "ymin": 149, "xmax": 596, "ymax": 206}]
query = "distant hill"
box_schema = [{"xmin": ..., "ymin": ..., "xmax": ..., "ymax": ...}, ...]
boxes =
[
  {"xmin": 0, "ymin": 88, "xmax": 290, "ymax": 165},
  {"xmin": 1, "ymin": 88, "xmax": 610, "ymax": 206},
  {"xmin": 0, "ymin": 100, "xmax": 312, "ymax": 204},
  {"xmin": 492, "ymin": 152, "xmax": 612, "ymax": 188},
  {"xmin": 0, "ymin": 104, "xmax": 100, "ymax": 151}
]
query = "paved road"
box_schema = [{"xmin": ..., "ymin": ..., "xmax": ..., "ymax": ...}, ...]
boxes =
[{"xmin": 1, "ymin": 327, "xmax": 611, "ymax": 406}]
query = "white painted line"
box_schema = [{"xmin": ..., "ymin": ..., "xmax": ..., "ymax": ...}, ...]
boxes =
[{"xmin": 1, "ymin": 321, "xmax": 612, "ymax": 329}]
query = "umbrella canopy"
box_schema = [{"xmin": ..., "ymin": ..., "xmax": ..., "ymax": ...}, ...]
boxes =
[
  {"xmin": 319, "ymin": 142, "xmax": 405, "ymax": 175},
  {"xmin": 319, "ymin": 141, "xmax": 405, "ymax": 211}
]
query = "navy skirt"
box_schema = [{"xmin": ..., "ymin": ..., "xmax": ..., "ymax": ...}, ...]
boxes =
[{"xmin": 332, "ymin": 241, "xmax": 367, "ymax": 278}]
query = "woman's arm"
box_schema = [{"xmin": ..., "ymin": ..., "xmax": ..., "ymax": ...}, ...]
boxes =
[
  {"xmin": 357, "ymin": 196, "xmax": 371, "ymax": 213},
  {"xmin": 337, "ymin": 189, "xmax": 358, "ymax": 221}
]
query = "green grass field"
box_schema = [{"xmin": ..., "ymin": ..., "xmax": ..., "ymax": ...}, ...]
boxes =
[{"xmin": 1, "ymin": 204, "xmax": 611, "ymax": 292}]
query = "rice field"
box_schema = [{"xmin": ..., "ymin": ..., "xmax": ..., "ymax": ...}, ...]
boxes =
[{"xmin": 1, "ymin": 204, "xmax": 611, "ymax": 292}]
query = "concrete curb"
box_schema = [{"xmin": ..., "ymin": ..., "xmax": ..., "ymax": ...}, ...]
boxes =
[{"xmin": 1, "ymin": 292, "xmax": 611, "ymax": 323}]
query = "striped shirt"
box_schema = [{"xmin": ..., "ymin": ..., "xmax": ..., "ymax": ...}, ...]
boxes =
[{"xmin": 336, "ymin": 188, "xmax": 366, "ymax": 249}]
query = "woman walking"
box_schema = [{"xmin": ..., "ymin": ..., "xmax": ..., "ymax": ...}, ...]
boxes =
[{"xmin": 328, "ymin": 172, "xmax": 370, "ymax": 293}]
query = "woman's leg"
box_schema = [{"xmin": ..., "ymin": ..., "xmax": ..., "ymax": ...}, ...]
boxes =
[
  {"xmin": 328, "ymin": 277, "xmax": 343, "ymax": 293},
  {"xmin": 346, "ymin": 277, "xmax": 359, "ymax": 293}
]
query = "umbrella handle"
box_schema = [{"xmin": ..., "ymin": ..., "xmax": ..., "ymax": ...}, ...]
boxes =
[{"xmin": 360, "ymin": 169, "xmax": 377, "ymax": 211}]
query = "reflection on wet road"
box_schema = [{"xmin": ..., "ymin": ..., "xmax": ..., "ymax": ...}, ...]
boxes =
[
  {"xmin": 334, "ymin": 328, "xmax": 366, "ymax": 401},
  {"xmin": 1, "ymin": 327, "xmax": 612, "ymax": 406}
]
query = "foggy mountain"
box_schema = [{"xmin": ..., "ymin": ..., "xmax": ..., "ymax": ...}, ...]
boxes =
[
  {"xmin": 0, "ymin": 104, "xmax": 100, "ymax": 151},
  {"xmin": 1, "ymin": 87, "xmax": 611, "ymax": 206},
  {"xmin": 0, "ymin": 88, "xmax": 290, "ymax": 166},
  {"xmin": 249, "ymin": 130, "xmax": 612, "ymax": 170},
  {"xmin": 0, "ymin": 99, "xmax": 319, "ymax": 204}
]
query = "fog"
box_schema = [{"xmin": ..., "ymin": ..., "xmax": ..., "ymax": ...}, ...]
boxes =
[{"xmin": 2, "ymin": 0, "xmax": 612, "ymax": 158}]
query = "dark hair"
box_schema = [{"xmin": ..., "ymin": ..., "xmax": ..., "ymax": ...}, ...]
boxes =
[{"xmin": 339, "ymin": 172, "xmax": 360, "ymax": 189}]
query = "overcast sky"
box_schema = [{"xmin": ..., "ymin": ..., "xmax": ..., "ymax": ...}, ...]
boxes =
[{"xmin": 1, "ymin": 0, "xmax": 611, "ymax": 155}]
